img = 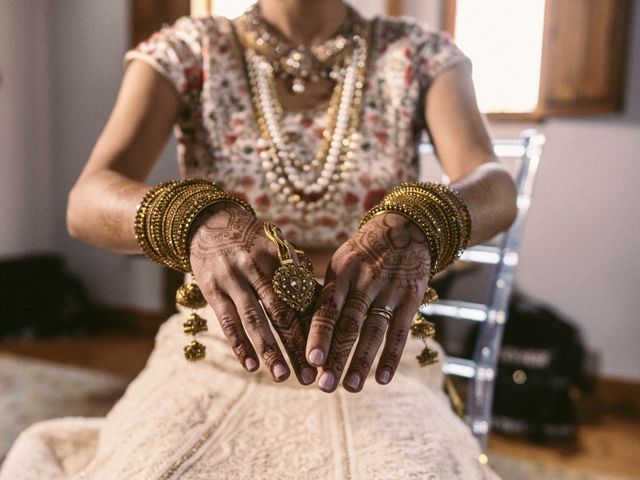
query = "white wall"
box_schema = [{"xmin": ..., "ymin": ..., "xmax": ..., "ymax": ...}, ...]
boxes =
[
  {"xmin": 48, "ymin": 0, "xmax": 178, "ymax": 310},
  {"xmin": 0, "ymin": 1, "xmax": 54, "ymax": 256},
  {"xmin": 1, "ymin": 0, "xmax": 177, "ymax": 310}
]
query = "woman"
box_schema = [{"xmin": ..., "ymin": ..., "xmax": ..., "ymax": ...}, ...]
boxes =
[{"xmin": 1, "ymin": 0, "xmax": 516, "ymax": 478}]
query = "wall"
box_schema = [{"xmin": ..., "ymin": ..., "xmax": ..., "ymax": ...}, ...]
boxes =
[
  {"xmin": 48, "ymin": 0, "xmax": 178, "ymax": 310},
  {"xmin": 0, "ymin": 0, "xmax": 178, "ymax": 310},
  {"xmin": 406, "ymin": 1, "xmax": 640, "ymax": 381},
  {"xmin": 0, "ymin": 1, "xmax": 54, "ymax": 256},
  {"xmin": 503, "ymin": 0, "xmax": 640, "ymax": 380}
]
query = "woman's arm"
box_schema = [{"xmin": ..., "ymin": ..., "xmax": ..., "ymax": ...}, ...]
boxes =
[
  {"xmin": 426, "ymin": 62, "xmax": 518, "ymax": 245},
  {"xmin": 305, "ymin": 61, "xmax": 518, "ymax": 393},
  {"xmin": 67, "ymin": 61, "xmax": 316, "ymax": 384},
  {"xmin": 66, "ymin": 60, "xmax": 180, "ymax": 252}
]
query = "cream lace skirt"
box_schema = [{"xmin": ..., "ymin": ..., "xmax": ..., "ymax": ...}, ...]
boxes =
[{"xmin": 0, "ymin": 306, "xmax": 499, "ymax": 479}]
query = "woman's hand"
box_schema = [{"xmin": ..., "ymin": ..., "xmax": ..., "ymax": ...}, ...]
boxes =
[
  {"xmin": 189, "ymin": 202, "xmax": 317, "ymax": 385},
  {"xmin": 305, "ymin": 213, "xmax": 431, "ymax": 393}
]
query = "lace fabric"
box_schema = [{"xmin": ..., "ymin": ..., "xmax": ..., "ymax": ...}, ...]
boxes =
[{"xmin": 1, "ymin": 308, "xmax": 498, "ymax": 479}]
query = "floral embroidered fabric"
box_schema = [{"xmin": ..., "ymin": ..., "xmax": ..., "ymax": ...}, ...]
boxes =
[{"xmin": 124, "ymin": 14, "xmax": 470, "ymax": 249}]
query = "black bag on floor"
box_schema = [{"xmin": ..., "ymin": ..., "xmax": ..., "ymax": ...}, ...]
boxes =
[
  {"xmin": 492, "ymin": 293, "xmax": 585, "ymax": 442},
  {"xmin": 0, "ymin": 255, "xmax": 91, "ymax": 338}
]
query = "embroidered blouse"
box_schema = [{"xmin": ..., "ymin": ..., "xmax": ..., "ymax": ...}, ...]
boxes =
[{"xmin": 124, "ymin": 13, "xmax": 469, "ymax": 249}]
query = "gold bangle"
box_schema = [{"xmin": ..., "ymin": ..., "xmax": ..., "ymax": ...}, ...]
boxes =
[
  {"xmin": 135, "ymin": 179, "xmax": 255, "ymax": 273},
  {"xmin": 360, "ymin": 182, "xmax": 472, "ymax": 275}
]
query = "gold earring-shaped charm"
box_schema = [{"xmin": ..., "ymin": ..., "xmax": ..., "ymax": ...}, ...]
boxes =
[
  {"xmin": 411, "ymin": 286, "xmax": 439, "ymax": 366},
  {"xmin": 176, "ymin": 282, "xmax": 208, "ymax": 361},
  {"xmin": 263, "ymin": 222, "xmax": 316, "ymax": 313}
]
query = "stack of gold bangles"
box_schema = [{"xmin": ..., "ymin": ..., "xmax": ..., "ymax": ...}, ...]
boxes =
[
  {"xmin": 360, "ymin": 181, "xmax": 471, "ymax": 276},
  {"xmin": 360, "ymin": 181, "xmax": 472, "ymax": 366},
  {"xmin": 134, "ymin": 179, "xmax": 255, "ymax": 361}
]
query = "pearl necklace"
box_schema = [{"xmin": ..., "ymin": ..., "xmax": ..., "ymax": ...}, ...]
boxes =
[{"xmin": 246, "ymin": 36, "xmax": 367, "ymax": 214}]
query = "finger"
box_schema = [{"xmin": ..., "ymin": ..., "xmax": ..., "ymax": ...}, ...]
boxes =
[
  {"xmin": 306, "ymin": 273, "xmax": 349, "ymax": 368},
  {"xmin": 342, "ymin": 299, "xmax": 396, "ymax": 393},
  {"xmin": 320, "ymin": 290, "xmax": 373, "ymax": 391},
  {"xmin": 228, "ymin": 280, "xmax": 291, "ymax": 382},
  {"xmin": 252, "ymin": 272, "xmax": 317, "ymax": 386},
  {"xmin": 207, "ymin": 289, "xmax": 259, "ymax": 372},
  {"xmin": 375, "ymin": 296, "xmax": 419, "ymax": 386}
]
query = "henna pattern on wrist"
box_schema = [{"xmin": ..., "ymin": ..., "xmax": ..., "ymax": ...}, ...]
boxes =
[
  {"xmin": 189, "ymin": 206, "xmax": 260, "ymax": 264},
  {"xmin": 346, "ymin": 214, "xmax": 430, "ymax": 293}
]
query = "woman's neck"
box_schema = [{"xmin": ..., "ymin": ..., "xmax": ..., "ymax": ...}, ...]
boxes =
[{"xmin": 258, "ymin": 0, "xmax": 348, "ymax": 46}]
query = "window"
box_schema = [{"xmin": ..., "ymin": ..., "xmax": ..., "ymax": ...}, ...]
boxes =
[{"xmin": 443, "ymin": 0, "xmax": 632, "ymax": 119}]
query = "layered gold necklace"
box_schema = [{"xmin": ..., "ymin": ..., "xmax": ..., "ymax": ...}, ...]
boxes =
[
  {"xmin": 239, "ymin": 3, "xmax": 366, "ymax": 93},
  {"xmin": 239, "ymin": 5, "xmax": 369, "ymax": 216}
]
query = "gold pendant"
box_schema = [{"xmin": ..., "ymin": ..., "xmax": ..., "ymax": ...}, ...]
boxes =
[
  {"xmin": 177, "ymin": 282, "xmax": 208, "ymax": 361},
  {"xmin": 411, "ymin": 315, "xmax": 436, "ymax": 340},
  {"xmin": 417, "ymin": 346, "xmax": 439, "ymax": 367},
  {"xmin": 423, "ymin": 286, "xmax": 439, "ymax": 305},
  {"xmin": 272, "ymin": 262, "xmax": 316, "ymax": 312},
  {"xmin": 176, "ymin": 283, "xmax": 207, "ymax": 309},
  {"xmin": 183, "ymin": 313, "xmax": 208, "ymax": 335},
  {"xmin": 184, "ymin": 340, "xmax": 206, "ymax": 361}
]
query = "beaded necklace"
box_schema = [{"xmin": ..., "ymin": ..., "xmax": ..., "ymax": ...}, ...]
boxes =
[
  {"xmin": 240, "ymin": 8, "xmax": 369, "ymax": 217},
  {"xmin": 239, "ymin": 3, "xmax": 365, "ymax": 93}
]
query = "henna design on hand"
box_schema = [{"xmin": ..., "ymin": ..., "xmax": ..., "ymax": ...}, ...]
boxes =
[
  {"xmin": 324, "ymin": 290, "xmax": 372, "ymax": 374},
  {"xmin": 346, "ymin": 313, "xmax": 388, "ymax": 381},
  {"xmin": 189, "ymin": 205, "xmax": 260, "ymax": 264},
  {"xmin": 346, "ymin": 214, "xmax": 431, "ymax": 293},
  {"xmin": 309, "ymin": 284, "xmax": 340, "ymax": 342}
]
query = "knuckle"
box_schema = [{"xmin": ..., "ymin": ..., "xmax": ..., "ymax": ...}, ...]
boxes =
[
  {"xmin": 218, "ymin": 313, "xmax": 239, "ymax": 337},
  {"xmin": 363, "ymin": 318, "xmax": 387, "ymax": 338},
  {"xmin": 260, "ymin": 342, "xmax": 280, "ymax": 365},
  {"xmin": 270, "ymin": 307, "xmax": 294, "ymax": 329},
  {"xmin": 251, "ymin": 275, "xmax": 273, "ymax": 300},
  {"xmin": 336, "ymin": 315, "xmax": 361, "ymax": 338},
  {"xmin": 236, "ymin": 250, "xmax": 256, "ymax": 271},
  {"xmin": 242, "ymin": 305, "xmax": 264, "ymax": 330},
  {"xmin": 309, "ymin": 318, "xmax": 335, "ymax": 342}
]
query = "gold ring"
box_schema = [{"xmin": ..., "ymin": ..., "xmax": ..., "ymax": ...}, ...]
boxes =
[
  {"xmin": 264, "ymin": 222, "xmax": 316, "ymax": 313},
  {"xmin": 368, "ymin": 305, "xmax": 394, "ymax": 323}
]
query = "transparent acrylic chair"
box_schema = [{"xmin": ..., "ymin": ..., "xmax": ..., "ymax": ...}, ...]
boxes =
[{"xmin": 417, "ymin": 129, "xmax": 545, "ymax": 452}]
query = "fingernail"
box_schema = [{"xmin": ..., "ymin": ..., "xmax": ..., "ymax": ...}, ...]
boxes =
[
  {"xmin": 244, "ymin": 357, "xmax": 257, "ymax": 371},
  {"xmin": 301, "ymin": 367, "xmax": 316, "ymax": 385},
  {"xmin": 318, "ymin": 371, "xmax": 335, "ymax": 391},
  {"xmin": 273, "ymin": 363, "xmax": 289, "ymax": 380},
  {"xmin": 379, "ymin": 368, "xmax": 392, "ymax": 385},
  {"xmin": 345, "ymin": 372, "xmax": 361, "ymax": 391},
  {"xmin": 309, "ymin": 348, "xmax": 324, "ymax": 366}
]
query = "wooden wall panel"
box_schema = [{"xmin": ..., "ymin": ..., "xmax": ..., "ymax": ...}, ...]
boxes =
[
  {"xmin": 538, "ymin": 0, "xmax": 631, "ymax": 116},
  {"xmin": 131, "ymin": 0, "xmax": 191, "ymax": 46}
]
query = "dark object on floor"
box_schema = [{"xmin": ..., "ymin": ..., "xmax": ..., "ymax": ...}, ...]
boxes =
[
  {"xmin": 492, "ymin": 292, "xmax": 585, "ymax": 443},
  {"xmin": 0, "ymin": 255, "xmax": 92, "ymax": 338}
]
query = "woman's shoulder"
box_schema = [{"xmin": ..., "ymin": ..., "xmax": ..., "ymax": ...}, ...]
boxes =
[
  {"xmin": 370, "ymin": 15, "xmax": 453, "ymax": 51},
  {"xmin": 161, "ymin": 15, "xmax": 233, "ymax": 44}
]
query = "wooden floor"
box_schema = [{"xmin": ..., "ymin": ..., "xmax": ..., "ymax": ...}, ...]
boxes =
[{"xmin": 2, "ymin": 334, "xmax": 639, "ymax": 478}]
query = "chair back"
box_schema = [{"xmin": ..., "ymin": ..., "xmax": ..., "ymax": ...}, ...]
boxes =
[{"xmin": 418, "ymin": 129, "xmax": 545, "ymax": 452}]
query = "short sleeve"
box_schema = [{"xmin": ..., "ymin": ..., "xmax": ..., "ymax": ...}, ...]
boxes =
[
  {"xmin": 407, "ymin": 21, "xmax": 471, "ymax": 90},
  {"xmin": 124, "ymin": 16, "xmax": 206, "ymax": 103}
]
